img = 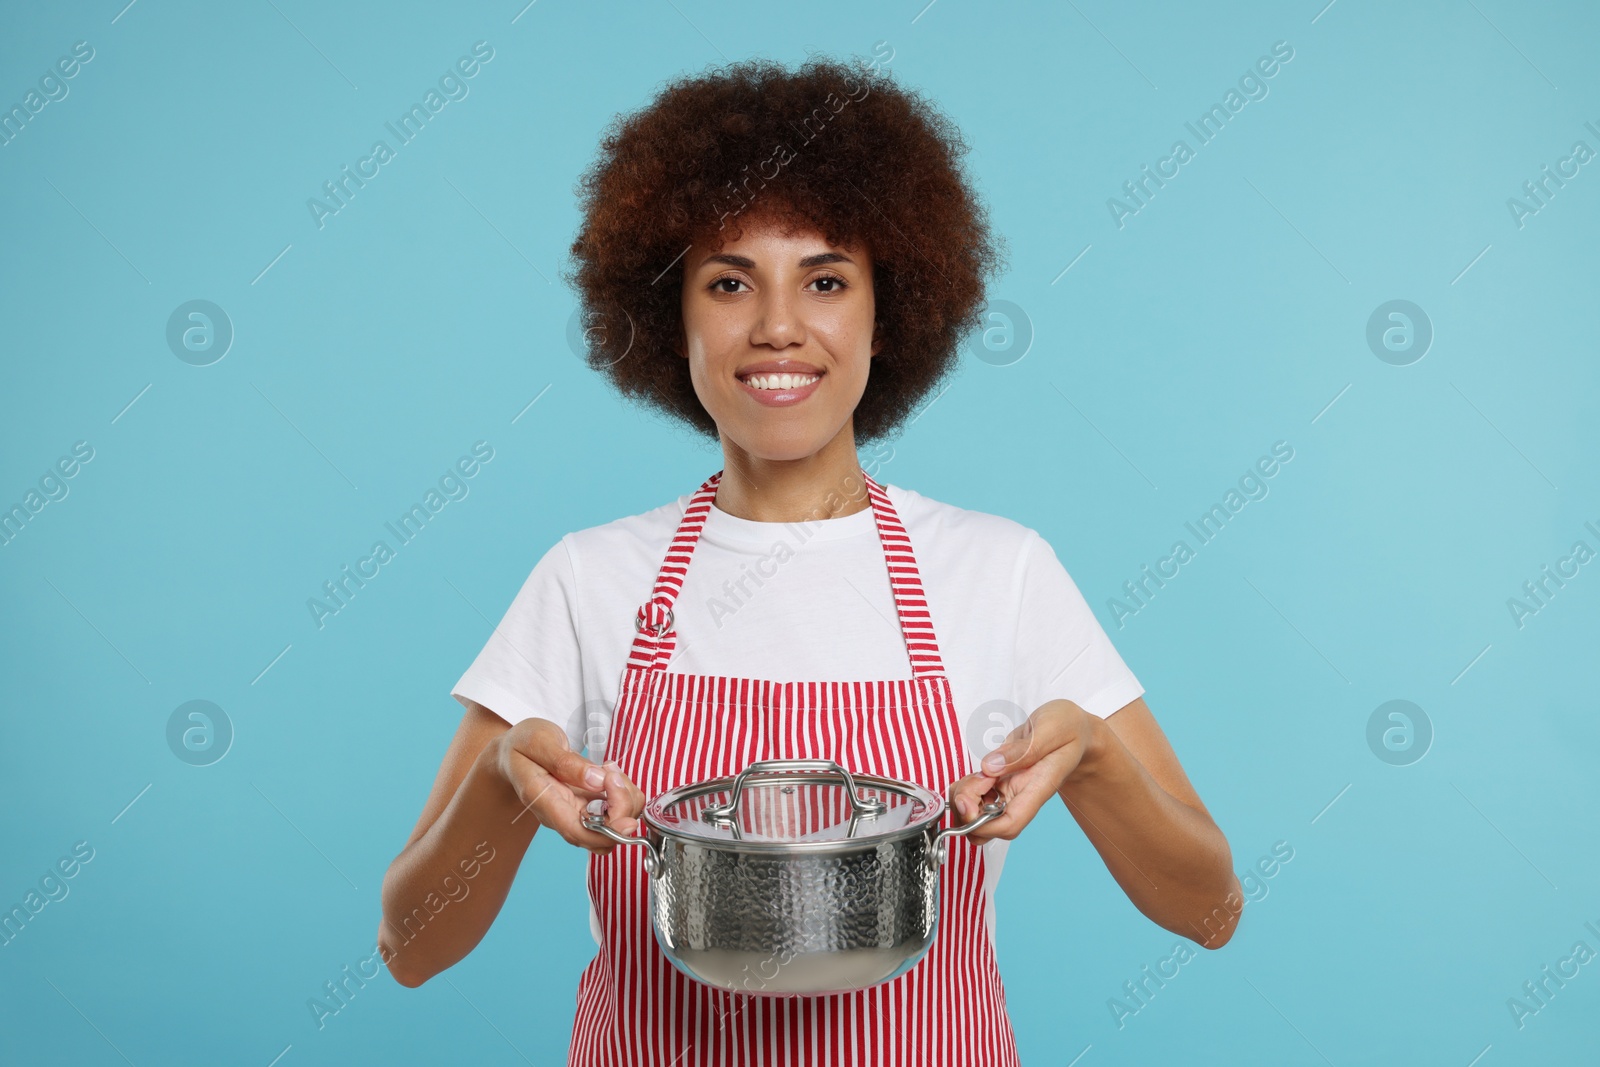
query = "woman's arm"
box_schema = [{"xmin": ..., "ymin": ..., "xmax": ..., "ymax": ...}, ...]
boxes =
[
  {"xmin": 376, "ymin": 704, "xmax": 532, "ymax": 987},
  {"xmin": 1058, "ymin": 697, "xmax": 1242, "ymax": 948},
  {"xmin": 376, "ymin": 701, "xmax": 642, "ymax": 987},
  {"xmin": 949, "ymin": 697, "xmax": 1242, "ymax": 949}
]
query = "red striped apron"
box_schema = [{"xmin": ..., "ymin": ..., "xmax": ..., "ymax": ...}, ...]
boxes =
[{"xmin": 569, "ymin": 467, "xmax": 1020, "ymax": 1066}]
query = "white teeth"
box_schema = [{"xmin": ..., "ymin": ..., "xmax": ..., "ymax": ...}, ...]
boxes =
[{"xmin": 743, "ymin": 373, "xmax": 820, "ymax": 390}]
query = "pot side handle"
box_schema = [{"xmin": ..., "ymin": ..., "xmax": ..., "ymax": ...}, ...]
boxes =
[
  {"xmin": 581, "ymin": 809, "xmax": 663, "ymax": 878},
  {"xmin": 925, "ymin": 798, "xmax": 1007, "ymax": 871}
]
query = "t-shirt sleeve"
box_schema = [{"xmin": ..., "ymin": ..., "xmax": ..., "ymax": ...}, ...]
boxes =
[
  {"xmin": 1014, "ymin": 529, "xmax": 1145, "ymax": 719},
  {"xmin": 450, "ymin": 537, "xmax": 587, "ymax": 751}
]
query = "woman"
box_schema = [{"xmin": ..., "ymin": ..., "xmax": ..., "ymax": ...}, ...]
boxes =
[{"xmin": 378, "ymin": 55, "xmax": 1240, "ymax": 1065}]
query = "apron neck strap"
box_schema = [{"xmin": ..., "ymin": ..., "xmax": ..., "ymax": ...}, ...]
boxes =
[{"xmin": 626, "ymin": 467, "xmax": 947, "ymax": 679}]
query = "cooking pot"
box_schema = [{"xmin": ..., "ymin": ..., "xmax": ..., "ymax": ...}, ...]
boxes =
[{"xmin": 581, "ymin": 757, "xmax": 1005, "ymax": 997}]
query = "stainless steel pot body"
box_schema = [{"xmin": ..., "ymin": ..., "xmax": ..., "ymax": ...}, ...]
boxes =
[{"xmin": 583, "ymin": 759, "xmax": 1004, "ymax": 997}]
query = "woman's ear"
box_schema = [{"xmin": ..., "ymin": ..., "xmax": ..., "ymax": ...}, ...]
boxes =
[{"xmin": 870, "ymin": 320, "xmax": 884, "ymax": 358}]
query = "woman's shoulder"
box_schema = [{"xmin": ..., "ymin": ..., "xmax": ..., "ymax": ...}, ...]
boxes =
[
  {"xmin": 558, "ymin": 493, "xmax": 688, "ymax": 556},
  {"xmin": 879, "ymin": 482, "xmax": 1061, "ymax": 597},
  {"xmin": 883, "ymin": 481, "xmax": 1041, "ymax": 554}
]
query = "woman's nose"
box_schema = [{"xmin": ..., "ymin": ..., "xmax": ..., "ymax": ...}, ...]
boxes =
[{"xmin": 750, "ymin": 290, "xmax": 805, "ymax": 347}]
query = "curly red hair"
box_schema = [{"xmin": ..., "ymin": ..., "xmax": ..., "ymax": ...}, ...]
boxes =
[{"xmin": 563, "ymin": 52, "xmax": 1004, "ymax": 444}]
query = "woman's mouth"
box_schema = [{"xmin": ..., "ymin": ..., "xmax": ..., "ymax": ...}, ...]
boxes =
[{"xmin": 737, "ymin": 371, "xmax": 824, "ymax": 407}]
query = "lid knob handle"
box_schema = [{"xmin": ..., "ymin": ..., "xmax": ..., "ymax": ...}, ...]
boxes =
[{"xmin": 700, "ymin": 758, "xmax": 889, "ymax": 826}]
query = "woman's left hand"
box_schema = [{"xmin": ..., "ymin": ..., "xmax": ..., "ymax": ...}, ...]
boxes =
[{"xmin": 947, "ymin": 699, "xmax": 1099, "ymax": 843}]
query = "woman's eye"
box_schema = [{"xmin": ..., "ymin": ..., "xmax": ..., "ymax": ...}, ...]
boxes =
[{"xmin": 708, "ymin": 274, "xmax": 848, "ymax": 294}]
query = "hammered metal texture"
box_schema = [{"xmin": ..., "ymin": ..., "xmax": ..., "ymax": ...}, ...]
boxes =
[{"xmin": 647, "ymin": 832, "xmax": 943, "ymax": 994}]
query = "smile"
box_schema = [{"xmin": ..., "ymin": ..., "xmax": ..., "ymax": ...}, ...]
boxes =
[
  {"xmin": 737, "ymin": 371, "xmax": 824, "ymax": 407},
  {"xmin": 743, "ymin": 373, "xmax": 820, "ymax": 390}
]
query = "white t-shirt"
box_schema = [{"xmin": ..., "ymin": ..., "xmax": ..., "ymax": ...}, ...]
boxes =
[{"xmin": 451, "ymin": 480, "xmax": 1145, "ymax": 948}]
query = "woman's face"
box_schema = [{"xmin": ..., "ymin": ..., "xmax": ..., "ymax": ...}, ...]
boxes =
[{"xmin": 679, "ymin": 215, "xmax": 880, "ymax": 463}]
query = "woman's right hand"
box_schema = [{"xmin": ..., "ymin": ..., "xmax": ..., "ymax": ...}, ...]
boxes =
[{"xmin": 492, "ymin": 717, "xmax": 645, "ymax": 855}]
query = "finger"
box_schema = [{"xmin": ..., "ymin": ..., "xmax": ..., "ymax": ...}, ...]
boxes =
[
  {"xmin": 979, "ymin": 700, "xmax": 1081, "ymax": 776},
  {"xmin": 503, "ymin": 753, "xmax": 571, "ymax": 826},
  {"xmin": 559, "ymin": 792, "xmax": 639, "ymax": 854},
  {"xmin": 948, "ymin": 772, "xmax": 1001, "ymax": 823},
  {"xmin": 601, "ymin": 761, "xmax": 647, "ymax": 834},
  {"xmin": 514, "ymin": 719, "xmax": 610, "ymax": 797},
  {"xmin": 964, "ymin": 754, "xmax": 1077, "ymax": 842},
  {"xmin": 505, "ymin": 752, "xmax": 625, "ymax": 853}
]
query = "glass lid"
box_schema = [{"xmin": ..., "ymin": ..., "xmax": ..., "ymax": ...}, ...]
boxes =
[{"xmin": 645, "ymin": 758, "xmax": 944, "ymax": 848}]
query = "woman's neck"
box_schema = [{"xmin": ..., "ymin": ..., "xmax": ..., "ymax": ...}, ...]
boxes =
[{"xmin": 713, "ymin": 428, "xmax": 873, "ymax": 524}]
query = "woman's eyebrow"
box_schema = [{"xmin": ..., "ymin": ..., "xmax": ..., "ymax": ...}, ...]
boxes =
[{"xmin": 698, "ymin": 251, "xmax": 856, "ymax": 269}]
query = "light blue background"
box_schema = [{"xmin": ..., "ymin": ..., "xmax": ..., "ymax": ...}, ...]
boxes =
[{"xmin": 3, "ymin": 1, "xmax": 1597, "ymax": 1064}]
